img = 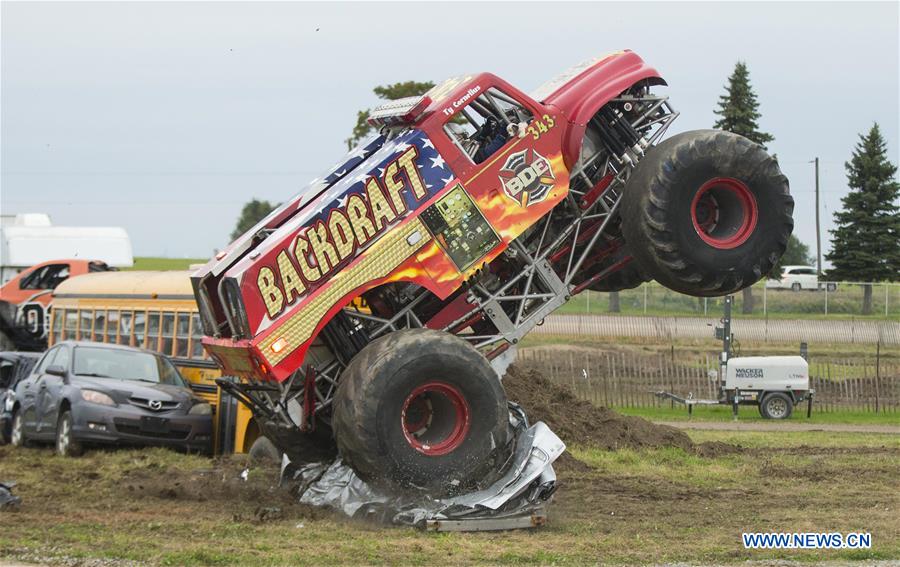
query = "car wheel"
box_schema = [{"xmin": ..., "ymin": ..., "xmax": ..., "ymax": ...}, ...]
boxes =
[
  {"xmin": 10, "ymin": 410, "xmax": 27, "ymax": 448},
  {"xmin": 760, "ymin": 392, "xmax": 793, "ymax": 420},
  {"xmin": 826, "ymin": 283, "xmax": 837, "ymax": 292},
  {"xmin": 791, "ymin": 282, "xmax": 801, "ymax": 292},
  {"xmin": 56, "ymin": 411, "xmax": 83, "ymax": 457}
]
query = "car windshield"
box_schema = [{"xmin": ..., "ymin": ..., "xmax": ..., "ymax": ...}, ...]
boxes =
[{"xmin": 73, "ymin": 347, "xmax": 188, "ymax": 387}]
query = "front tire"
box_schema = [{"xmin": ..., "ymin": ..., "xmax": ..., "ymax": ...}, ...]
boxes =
[
  {"xmin": 621, "ymin": 130, "xmax": 793, "ymax": 297},
  {"xmin": 10, "ymin": 410, "xmax": 26, "ymax": 448},
  {"xmin": 56, "ymin": 411, "xmax": 83, "ymax": 457},
  {"xmin": 332, "ymin": 329, "xmax": 512, "ymax": 495}
]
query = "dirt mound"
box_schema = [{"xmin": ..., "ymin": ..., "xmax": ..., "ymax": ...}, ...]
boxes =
[{"xmin": 503, "ymin": 364, "xmax": 694, "ymax": 452}]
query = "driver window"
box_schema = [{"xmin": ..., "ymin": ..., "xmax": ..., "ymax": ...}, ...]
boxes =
[
  {"xmin": 443, "ymin": 87, "xmax": 533, "ymax": 164},
  {"xmin": 20, "ymin": 264, "xmax": 69, "ymax": 290},
  {"xmin": 53, "ymin": 346, "xmax": 70, "ymax": 371}
]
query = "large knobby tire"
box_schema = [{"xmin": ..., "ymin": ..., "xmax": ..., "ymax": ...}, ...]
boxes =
[
  {"xmin": 621, "ymin": 130, "xmax": 793, "ymax": 297},
  {"xmin": 332, "ymin": 328, "xmax": 512, "ymax": 495}
]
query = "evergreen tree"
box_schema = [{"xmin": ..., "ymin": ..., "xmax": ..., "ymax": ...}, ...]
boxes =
[
  {"xmin": 713, "ymin": 62, "xmax": 774, "ymax": 313},
  {"xmin": 826, "ymin": 123, "xmax": 900, "ymax": 314},
  {"xmin": 346, "ymin": 80, "xmax": 435, "ymax": 149},
  {"xmin": 713, "ymin": 62, "xmax": 774, "ymax": 149},
  {"xmin": 231, "ymin": 199, "xmax": 276, "ymax": 240}
]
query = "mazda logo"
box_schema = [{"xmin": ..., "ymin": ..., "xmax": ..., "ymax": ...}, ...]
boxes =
[{"xmin": 148, "ymin": 400, "xmax": 163, "ymax": 411}]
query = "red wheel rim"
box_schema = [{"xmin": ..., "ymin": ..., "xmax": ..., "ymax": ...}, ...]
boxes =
[
  {"xmin": 400, "ymin": 381, "xmax": 470, "ymax": 456},
  {"xmin": 690, "ymin": 177, "xmax": 758, "ymax": 249}
]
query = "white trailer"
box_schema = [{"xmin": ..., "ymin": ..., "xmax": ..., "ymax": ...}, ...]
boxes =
[
  {"xmin": 656, "ymin": 296, "xmax": 814, "ymax": 419},
  {"xmin": 0, "ymin": 214, "xmax": 133, "ymax": 284}
]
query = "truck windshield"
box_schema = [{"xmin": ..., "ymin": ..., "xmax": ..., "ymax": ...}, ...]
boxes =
[{"xmin": 74, "ymin": 347, "xmax": 187, "ymax": 387}]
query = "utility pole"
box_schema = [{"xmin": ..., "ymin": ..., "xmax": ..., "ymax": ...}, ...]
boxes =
[{"xmin": 813, "ymin": 157, "xmax": 822, "ymax": 276}]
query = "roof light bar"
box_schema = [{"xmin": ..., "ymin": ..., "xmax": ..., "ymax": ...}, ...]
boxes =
[{"xmin": 367, "ymin": 95, "xmax": 432, "ymax": 128}]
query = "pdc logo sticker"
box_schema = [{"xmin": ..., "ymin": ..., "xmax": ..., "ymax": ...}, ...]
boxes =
[{"xmin": 498, "ymin": 148, "xmax": 555, "ymax": 207}]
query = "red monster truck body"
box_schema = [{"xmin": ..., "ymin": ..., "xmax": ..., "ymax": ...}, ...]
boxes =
[{"xmin": 193, "ymin": 51, "xmax": 792, "ymax": 492}]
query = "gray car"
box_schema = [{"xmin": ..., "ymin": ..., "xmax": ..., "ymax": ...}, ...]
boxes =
[{"xmin": 9, "ymin": 341, "xmax": 213, "ymax": 456}]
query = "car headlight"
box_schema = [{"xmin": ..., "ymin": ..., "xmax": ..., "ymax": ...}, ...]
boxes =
[
  {"xmin": 189, "ymin": 402, "xmax": 212, "ymax": 416},
  {"xmin": 81, "ymin": 389, "xmax": 116, "ymax": 406}
]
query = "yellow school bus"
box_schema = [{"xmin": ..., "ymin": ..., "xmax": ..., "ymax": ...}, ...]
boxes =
[{"xmin": 48, "ymin": 271, "xmax": 260, "ymax": 454}]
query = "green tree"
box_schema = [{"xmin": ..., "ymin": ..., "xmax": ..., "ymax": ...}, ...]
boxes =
[
  {"xmin": 769, "ymin": 235, "xmax": 814, "ymax": 277},
  {"xmin": 713, "ymin": 61, "xmax": 774, "ymax": 313},
  {"xmin": 231, "ymin": 199, "xmax": 276, "ymax": 240},
  {"xmin": 825, "ymin": 123, "xmax": 900, "ymax": 314},
  {"xmin": 346, "ymin": 80, "xmax": 435, "ymax": 149}
]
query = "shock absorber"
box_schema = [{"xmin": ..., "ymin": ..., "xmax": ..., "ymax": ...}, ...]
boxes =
[{"xmin": 593, "ymin": 105, "xmax": 647, "ymax": 166}]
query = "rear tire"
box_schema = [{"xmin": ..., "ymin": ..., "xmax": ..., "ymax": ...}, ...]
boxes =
[
  {"xmin": 759, "ymin": 392, "xmax": 793, "ymax": 420},
  {"xmin": 621, "ymin": 130, "xmax": 793, "ymax": 297},
  {"xmin": 332, "ymin": 329, "xmax": 512, "ymax": 495},
  {"xmin": 791, "ymin": 282, "xmax": 801, "ymax": 292}
]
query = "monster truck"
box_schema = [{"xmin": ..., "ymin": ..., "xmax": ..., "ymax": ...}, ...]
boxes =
[{"xmin": 193, "ymin": 50, "xmax": 793, "ymax": 494}]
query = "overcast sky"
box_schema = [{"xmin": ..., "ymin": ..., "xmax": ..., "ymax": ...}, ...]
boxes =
[{"xmin": 2, "ymin": 1, "xmax": 898, "ymax": 262}]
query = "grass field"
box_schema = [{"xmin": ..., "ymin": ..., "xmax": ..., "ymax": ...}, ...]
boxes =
[
  {"xmin": 127, "ymin": 257, "xmax": 208, "ymax": 271},
  {"xmin": 617, "ymin": 404, "xmax": 899, "ymax": 425},
  {"xmin": 1, "ymin": 426, "xmax": 897, "ymax": 565}
]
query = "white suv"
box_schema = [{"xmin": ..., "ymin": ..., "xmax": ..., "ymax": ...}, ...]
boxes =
[{"xmin": 766, "ymin": 265, "xmax": 836, "ymax": 291}]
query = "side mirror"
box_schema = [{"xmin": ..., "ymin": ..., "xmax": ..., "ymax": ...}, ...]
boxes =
[{"xmin": 45, "ymin": 365, "xmax": 67, "ymax": 377}]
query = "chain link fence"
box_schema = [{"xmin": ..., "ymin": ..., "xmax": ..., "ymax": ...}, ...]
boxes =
[{"xmin": 561, "ymin": 281, "xmax": 900, "ymax": 319}]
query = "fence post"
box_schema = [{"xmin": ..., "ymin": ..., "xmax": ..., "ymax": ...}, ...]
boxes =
[
  {"xmin": 885, "ymin": 284, "xmax": 889, "ymax": 317},
  {"xmin": 875, "ymin": 341, "xmax": 881, "ymax": 414},
  {"xmin": 763, "ymin": 285, "xmax": 767, "ymax": 317},
  {"xmin": 825, "ymin": 284, "xmax": 828, "ymax": 316},
  {"xmin": 643, "ymin": 284, "xmax": 648, "ymax": 315}
]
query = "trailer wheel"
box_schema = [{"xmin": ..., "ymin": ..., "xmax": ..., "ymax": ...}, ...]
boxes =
[
  {"xmin": 621, "ymin": 130, "xmax": 793, "ymax": 297},
  {"xmin": 759, "ymin": 392, "xmax": 793, "ymax": 420},
  {"xmin": 332, "ymin": 328, "xmax": 512, "ymax": 495}
]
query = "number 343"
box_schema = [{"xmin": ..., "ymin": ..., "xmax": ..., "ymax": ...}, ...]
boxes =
[{"xmin": 527, "ymin": 114, "xmax": 556, "ymax": 140}]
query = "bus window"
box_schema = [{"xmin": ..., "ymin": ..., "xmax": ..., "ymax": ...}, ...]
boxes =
[
  {"xmin": 79, "ymin": 310, "xmax": 93, "ymax": 341},
  {"xmin": 161, "ymin": 312, "xmax": 175, "ymax": 356},
  {"xmin": 106, "ymin": 310, "xmax": 119, "ymax": 344},
  {"xmin": 175, "ymin": 312, "xmax": 190, "ymax": 357},
  {"xmin": 190, "ymin": 313, "xmax": 204, "ymax": 358},
  {"xmin": 64, "ymin": 310, "xmax": 78, "ymax": 340},
  {"xmin": 147, "ymin": 311, "xmax": 161, "ymax": 352},
  {"xmin": 52, "ymin": 308, "xmax": 64, "ymax": 341},
  {"xmin": 93, "ymin": 310, "xmax": 107, "ymax": 342},
  {"xmin": 118, "ymin": 311, "xmax": 133, "ymax": 346},
  {"xmin": 133, "ymin": 311, "xmax": 146, "ymax": 349}
]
